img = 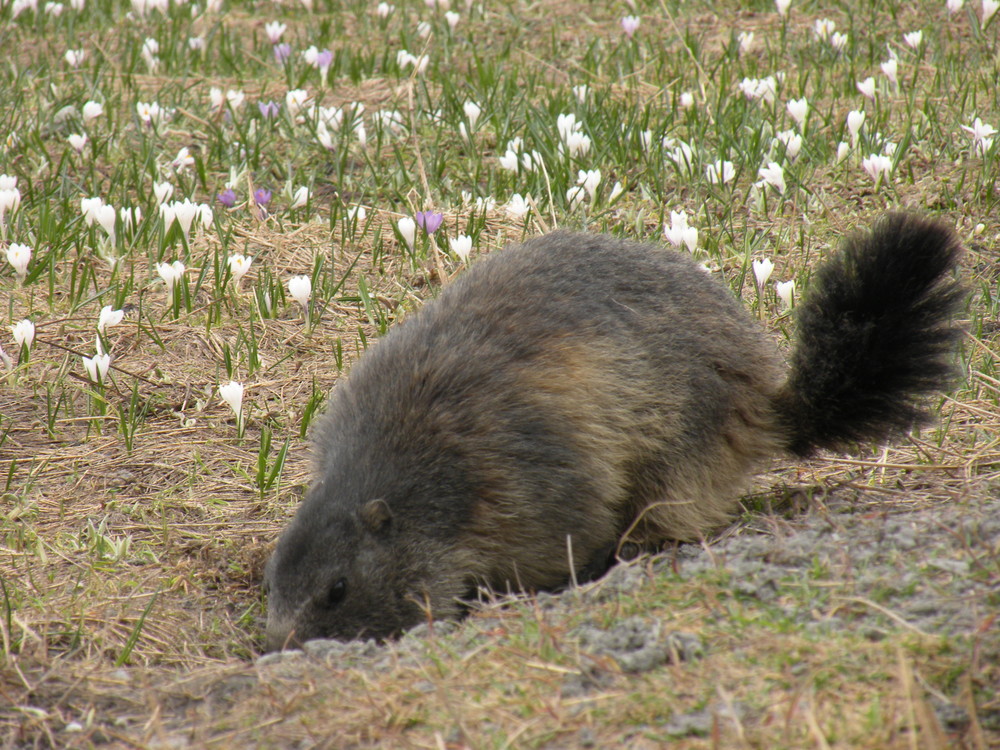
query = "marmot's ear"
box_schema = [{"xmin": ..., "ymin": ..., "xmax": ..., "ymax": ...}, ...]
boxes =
[{"xmin": 360, "ymin": 498, "xmax": 393, "ymax": 533}]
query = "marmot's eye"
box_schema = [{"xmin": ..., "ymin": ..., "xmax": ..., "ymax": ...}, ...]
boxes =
[{"xmin": 327, "ymin": 577, "xmax": 347, "ymax": 607}]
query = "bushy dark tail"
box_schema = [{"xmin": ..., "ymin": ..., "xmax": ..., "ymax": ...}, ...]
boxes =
[{"xmin": 776, "ymin": 213, "xmax": 965, "ymax": 457}]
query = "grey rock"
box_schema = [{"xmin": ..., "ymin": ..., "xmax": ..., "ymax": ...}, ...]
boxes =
[
  {"xmin": 256, "ymin": 649, "xmax": 304, "ymax": 668},
  {"xmin": 575, "ymin": 617, "xmax": 704, "ymax": 673}
]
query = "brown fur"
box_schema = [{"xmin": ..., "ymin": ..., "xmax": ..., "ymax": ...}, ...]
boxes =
[{"xmin": 263, "ymin": 217, "xmax": 963, "ymax": 649}]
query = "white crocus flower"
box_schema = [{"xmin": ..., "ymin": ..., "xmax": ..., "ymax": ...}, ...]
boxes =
[
  {"xmin": 564, "ymin": 131, "xmax": 591, "ymax": 157},
  {"xmin": 197, "ymin": 203, "xmax": 213, "ymax": 231},
  {"xmin": 752, "ymin": 258, "xmax": 775, "ymax": 288},
  {"xmin": 162, "ymin": 199, "xmax": 199, "ymax": 238},
  {"xmin": 82, "ymin": 348, "xmax": 111, "ymax": 383},
  {"xmin": 6, "ymin": 243, "xmax": 31, "ymax": 280},
  {"xmin": 847, "ymin": 110, "xmax": 865, "ymax": 144},
  {"xmin": 776, "ymin": 280, "xmax": 796, "ymax": 309},
  {"xmin": 984, "ymin": 0, "xmax": 1000, "ymax": 25},
  {"xmin": 577, "ymin": 169, "xmax": 601, "ymax": 202},
  {"xmin": 521, "ymin": 151, "xmax": 542, "ymax": 172},
  {"xmin": 80, "ymin": 196, "xmax": 104, "ymax": 225},
  {"xmin": 786, "ymin": 98, "xmax": 808, "ymax": 129},
  {"xmin": 776, "ymin": 129, "xmax": 803, "ymax": 160},
  {"xmin": 706, "ymin": 160, "xmax": 735, "ymax": 185},
  {"xmin": 120, "ymin": 206, "xmax": 141, "ymax": 232},
  {"xmin": 862, "ymin": 153, "xmax": 893, "ymax": 185},
  {"xmin": 756, "ymin": 162, "xmax": 786, "ymax": 194},
  {"xmin": 94, "ymin": 203, "xmax": 116, "ymax": 238},
  {"xmin": 264, "ymin": 21, "xmax": 286, "ymax": 43},
  {"xmin": 463, "ymin": 100, "xmax": 482, "ymax": 129},
  {"xmin": 153, "ymin": 181, "xmax": 174, "ymax": 204},
  {"xmin": 449, "ymin": 235, "xmax": 472, "ymax": 261},
  {"xmin": 961, "ymin": 117, "xmax": 997, "ymax": 154},
  {"xmin": 228, "ymin": 254, "xmax": 252, "ymax": 286},
  {"xmin": 498, "ymin": 150, "xmax": 519, "ymax": 172},
  {"xmin": 136, "ymin": 101, "xmax": 166, "ymax": 129},
  {"xmin": 209, "ymin": 86, "xmax": 225, "ymax": 111},
  {"xmin": 157, "ymin": 260, "xmax": 186, "ymax": 293},
  {"xmin": 813, "ymin": 18, "xmax": 835, "ymax": 41},
  {"xmin": 856, "ymin": 77, "xmax": 876, "ymax": 100},
  {"xmin": 566, "ymin": 186, "xmax": 586, "ymax": 210},
  {"xmin": 97, "ymin": 305, "xmax": 124, "ymax": 333},
  {"xmin": 218, "ymin": 380, "xmax": 244, "ymax": 422},
  {"xmin": 287, "ymin": 275, "xmax": 312, "ymax": 310},
  {"xmin": 171, "ymin": 147, "xmax": 194, "ymax": 171},
  {"xmin": 664, "ymin": 211, "xmax": 698, "ymax": 252},
  {"xmin": 880, "ymin": 58, "xmax": 898, "ymax": 86},
  {"xmin": 291, "ymin": 186, "xmax": 310, "ymax": 209},
  {"xmin": 505, "ymin": 193, "xmax": 532, "ymax": 219},
  {"xmin": 556, "ymin": 113, "xmax": 580, "ymax": 142},
  {"xmin": 0, "ymin": 176, "xmax": 21, "ymax": 226},
  {"xmin": 285, "ymin": 89, "xmax": 311, "ymax": 118},
  {"xmin": 397, "ymin": 217, "xmax": 416, "ymax": 249},
  {"xmin": 11, "ymin": 319, "xmax": 35, "ymax": 351}
]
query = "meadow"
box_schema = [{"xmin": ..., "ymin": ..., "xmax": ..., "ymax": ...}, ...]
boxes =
[{"xmin": 0, "ymin": 0, "xmax": 998, "ymax": 746}]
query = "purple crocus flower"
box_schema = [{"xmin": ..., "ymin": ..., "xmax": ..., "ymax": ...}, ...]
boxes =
[
  {"xmin": 414, "ymin": 210, "xmax": 444, "ymax": 234},
  {"xmin": 254, "ymin": 188, "xmax": 273, "ymax": 206},
  {"xmin": 273, "ymin": 43, "xmax": 292, "ymax": 63},
  {"xmin": 258, "ymin": 100, "xmax": 280, "ymax": 119},
  {"xmin": 217, "ymin": 188, "xmax": 237, "ymax": 208},
  {"xmin": 621, "ymin": 15, "xmax": 640, "ymax": 39},
  {"xmin": 315, "ymin": 49, "xmax": 334, "ymax": 70}
]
